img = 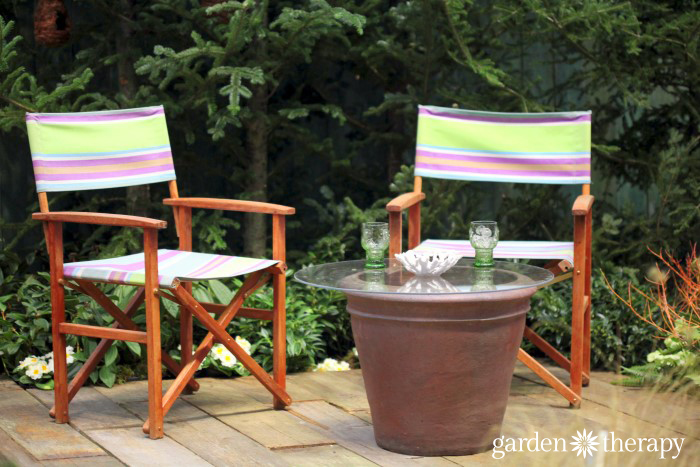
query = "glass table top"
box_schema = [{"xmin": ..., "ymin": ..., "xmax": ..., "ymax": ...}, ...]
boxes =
[{"xmin": 294, "ymin": 259, "xmax": 554, "ymax": 295}]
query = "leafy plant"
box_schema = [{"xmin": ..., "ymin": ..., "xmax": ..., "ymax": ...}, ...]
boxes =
[
  {"xmin": 614, "ymin": 321, "xmax": 699, "ymax": 392},
  {"xmin": 606, "ymin": 247, "xmax": 700, "ymax": 390},
  {"xmin": 527, "ymin": 266, "xmax": 659, "ymax": 372}
]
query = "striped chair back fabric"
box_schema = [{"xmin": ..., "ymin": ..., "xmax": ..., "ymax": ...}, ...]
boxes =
[
  {"xmin": 26, "ymin": 106, "xmax": 176, "ymax": 192},
  {"xmin": 415, "ymin": 105, "xmax": 591, "ymax": 184}
]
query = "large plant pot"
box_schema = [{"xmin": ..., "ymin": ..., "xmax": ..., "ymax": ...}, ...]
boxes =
[{"xmin": 346, "ymin": 287, "xmax": 535, "ymax": 456}]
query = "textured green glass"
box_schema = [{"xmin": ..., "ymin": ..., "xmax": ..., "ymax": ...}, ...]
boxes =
[
  {"xmin": 470, "ymin": 221, "xmax": 499, "ymax": 268},
  {"xmin": 473, "ymin": 249, "xmax": 494, "ymax": 268},
  {"xmin": 361, "ymin": 222, "xmax": 389, "ymax": 269}
]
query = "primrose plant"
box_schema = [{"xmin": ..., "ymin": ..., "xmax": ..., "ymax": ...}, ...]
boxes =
[
  {"xmin": 185, "ymin": 336, "xmax": 254, "ymax": 377},
  {"xmin": 14, "ymin": 346, "xmax": 76, "ymax": 390}
]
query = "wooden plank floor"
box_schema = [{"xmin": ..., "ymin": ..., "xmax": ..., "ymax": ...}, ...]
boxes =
[{"xmin": 1, "ymin": 363, "xmax": 698, "ymax": 466}]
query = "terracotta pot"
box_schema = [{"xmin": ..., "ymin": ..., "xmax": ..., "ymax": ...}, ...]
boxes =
[{"xmin": 346, "ymin": 287, "xmax": 535, "ymax": 456}]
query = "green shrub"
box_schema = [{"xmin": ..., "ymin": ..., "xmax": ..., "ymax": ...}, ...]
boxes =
[{"xmin": 527, "ymin": 265, "xmax": 659, "ymax": 371}]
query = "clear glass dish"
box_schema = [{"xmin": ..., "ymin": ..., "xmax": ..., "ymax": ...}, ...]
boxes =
[{"xmin": 294, "ymin": 258, "xmax": 554, "ymax": 295}]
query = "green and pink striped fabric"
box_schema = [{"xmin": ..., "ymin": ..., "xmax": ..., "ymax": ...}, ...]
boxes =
[
  {"xmin": 63, "ymin": 249, "xmax": 278, "ymax": 288},
  {"xmin": 415, "ymin": 240, "xmax": 574, "ymax": 265},
  {"xmin": 26, "ymin": 106, "xmax": 176, "ymax": 192},
  {"xmin": 415, "ymin": 105, "xmax": 591, "ymax": 184}
]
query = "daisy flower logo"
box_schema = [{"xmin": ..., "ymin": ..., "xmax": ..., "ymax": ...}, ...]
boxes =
[{"xmin": 571, "ymin": 429, "xmax": 599, "ymax": 458}]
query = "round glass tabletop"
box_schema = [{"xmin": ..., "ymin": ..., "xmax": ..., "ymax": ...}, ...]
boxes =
[{"xmin": 294, "ymin": 259, "xmax": 554, "ymax": 295}]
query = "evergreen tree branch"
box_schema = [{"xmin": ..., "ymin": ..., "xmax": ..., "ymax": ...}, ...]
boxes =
[{"xmin": 0, "ymin": 95, "xmax": 36, "ymax": 113}]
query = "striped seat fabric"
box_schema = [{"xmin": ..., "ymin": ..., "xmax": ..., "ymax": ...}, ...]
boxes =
[
  {"xmin": 415, "ymin": 105, "xmax": 591, "ymax": 184},
  {"xmin": 414, "ymin": 240, "xmax": 574, "ymax": 265},
  {"xmin": 64, "ymin": 250, "xmax": 278, "ymax": 289},
  {"xmin": 26, "ymin": 106, "xmax": 176, "ymax": 192}
]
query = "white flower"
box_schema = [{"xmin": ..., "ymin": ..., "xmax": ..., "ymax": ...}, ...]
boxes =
[
  {"xmin": 66, "ymin": 346, "xmax": 75, "ymax": 364},
  {"xmin": 313, "ymin": 358, "xmax": 351, "ymax": 372},
  {"xmin": 570, "ymin": 429, "xmax": 599, "ymax": 458},
  {"xmin": 25, "ymin": 362, "xmax": 48, "ymax": 380},
  {"xmin": 235, "ymin": 336, "xmax": 252, "ymax": 355},
  {"xmin": 211, "ymin": 343, "xmax": 227, "ymax": 361},
  {"xmin": 18, "ymin": 356, "xmax": 40, "ymax": 370},
  {"xmin": 219, "ymin": 351, "xmax": 237, "ymax": 368}
]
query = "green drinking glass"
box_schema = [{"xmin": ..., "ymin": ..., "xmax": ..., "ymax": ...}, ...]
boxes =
[
  {"xmin": 361, "ymin": 222, "xmax": 389, "ymax": 269},
  {"xmin": 470, "ymin": 221, "xmax": 499, "ymax": 267}
]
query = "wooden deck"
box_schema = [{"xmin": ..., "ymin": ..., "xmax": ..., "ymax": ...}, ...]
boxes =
[{"xmin": 0, "ymin": 362, "xmax": 697, "ymax": 466}]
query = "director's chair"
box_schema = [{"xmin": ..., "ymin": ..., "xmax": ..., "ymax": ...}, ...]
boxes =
[
  {"xmin": 387, "ymin": 105, "xmax": 593, "ymax": 407},
  {"xmin": 26, "ymin": 106, "xmax": 293, "ymax": 439}
]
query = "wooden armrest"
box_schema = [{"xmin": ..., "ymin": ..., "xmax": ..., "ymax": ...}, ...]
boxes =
[
  {"xmin": 572, "ymin": 195, "xmax": 594, "ymax": 216},
  {"xmin": 32, "ymin": 212, "xmax": 167, "ymax": 229},
  {"xmin": 163, "ymin": 198, "xmax": 295, "ymax": 215},
  {"xmin": 386, "ymin": 192, "xmax": 426, "ymax": 212}
]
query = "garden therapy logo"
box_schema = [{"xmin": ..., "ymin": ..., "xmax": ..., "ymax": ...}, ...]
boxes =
[
  {"xmin": 570, "ymin": 429, "xmax": 599, "ymax": 458},
  {"xmin": 492, "ymin": 430, "xmax": 685, "ymax": 460}
]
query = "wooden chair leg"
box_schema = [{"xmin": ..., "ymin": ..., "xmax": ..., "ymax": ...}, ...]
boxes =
[
  {"xmin": 50, "ymin": 290, "xmax": 69, "ymax": 423},
  {"xmin": 571, "ymin": 217, "xmax": 587, "ymax": 397},
  {"xmin": 272, "ymin": 272, "xmax": 287, "ymax": 409},
  {"xmin": 144, "ymin": 229, "xmax": 163, "ymax": 439},
  {"xmin": 180, "ymin": 282, "xmax": 195, "ymax": 395},
  {"xmin": 518, "ymin": 349, "xmax": 581, "ymax": 408},
  {"xmin": 523, "ymin": 326, "xmax": 590, "ymax": 384},
  {"xmin": 571, "ymin": 294, "xmax": 584, "ymax": 396},
  {"xmin": 582, "ymin": 298, "xmax": 591, "ymax": 387},
  {"xmin": 48, "ymin": 221, "xmax": 69, "ymax": 423},
  {"xmin": 178, "ymin": 206, "xmax": 195, "ymax": 394},
  {"xmin": 582, "ymin": 210, "xmax": 593, "ymax": 386}
]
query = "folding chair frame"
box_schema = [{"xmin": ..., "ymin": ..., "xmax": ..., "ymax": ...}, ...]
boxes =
[
  {"xmin": 34, "ymin": 181, "xmax": 294, "ymax": 439},
  {"xmin": 386, "ymin": 176, "xmax": 594, "ymax": 408}
]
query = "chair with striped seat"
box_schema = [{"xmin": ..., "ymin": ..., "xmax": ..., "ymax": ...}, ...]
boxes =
[
  {"xmin": 387, "ymin": 105, "xmax": 593, "ymax": 408},
  {"xmin": 26, "ymin": 106, "xmax": 293, "ymax": 439}
]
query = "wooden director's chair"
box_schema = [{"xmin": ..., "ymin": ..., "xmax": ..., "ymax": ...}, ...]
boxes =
[
  {"xmin": 26, "ymin": 106, "xmax": 293, "ymax": 438},
  {"xmin": 387, "ymin": 105, "xmax": 593, "ymax": 407}
]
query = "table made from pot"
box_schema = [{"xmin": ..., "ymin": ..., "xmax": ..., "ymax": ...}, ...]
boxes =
[{"xmin": 295, "ymin": 259, "xmax": 553, "ymax": 456}]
